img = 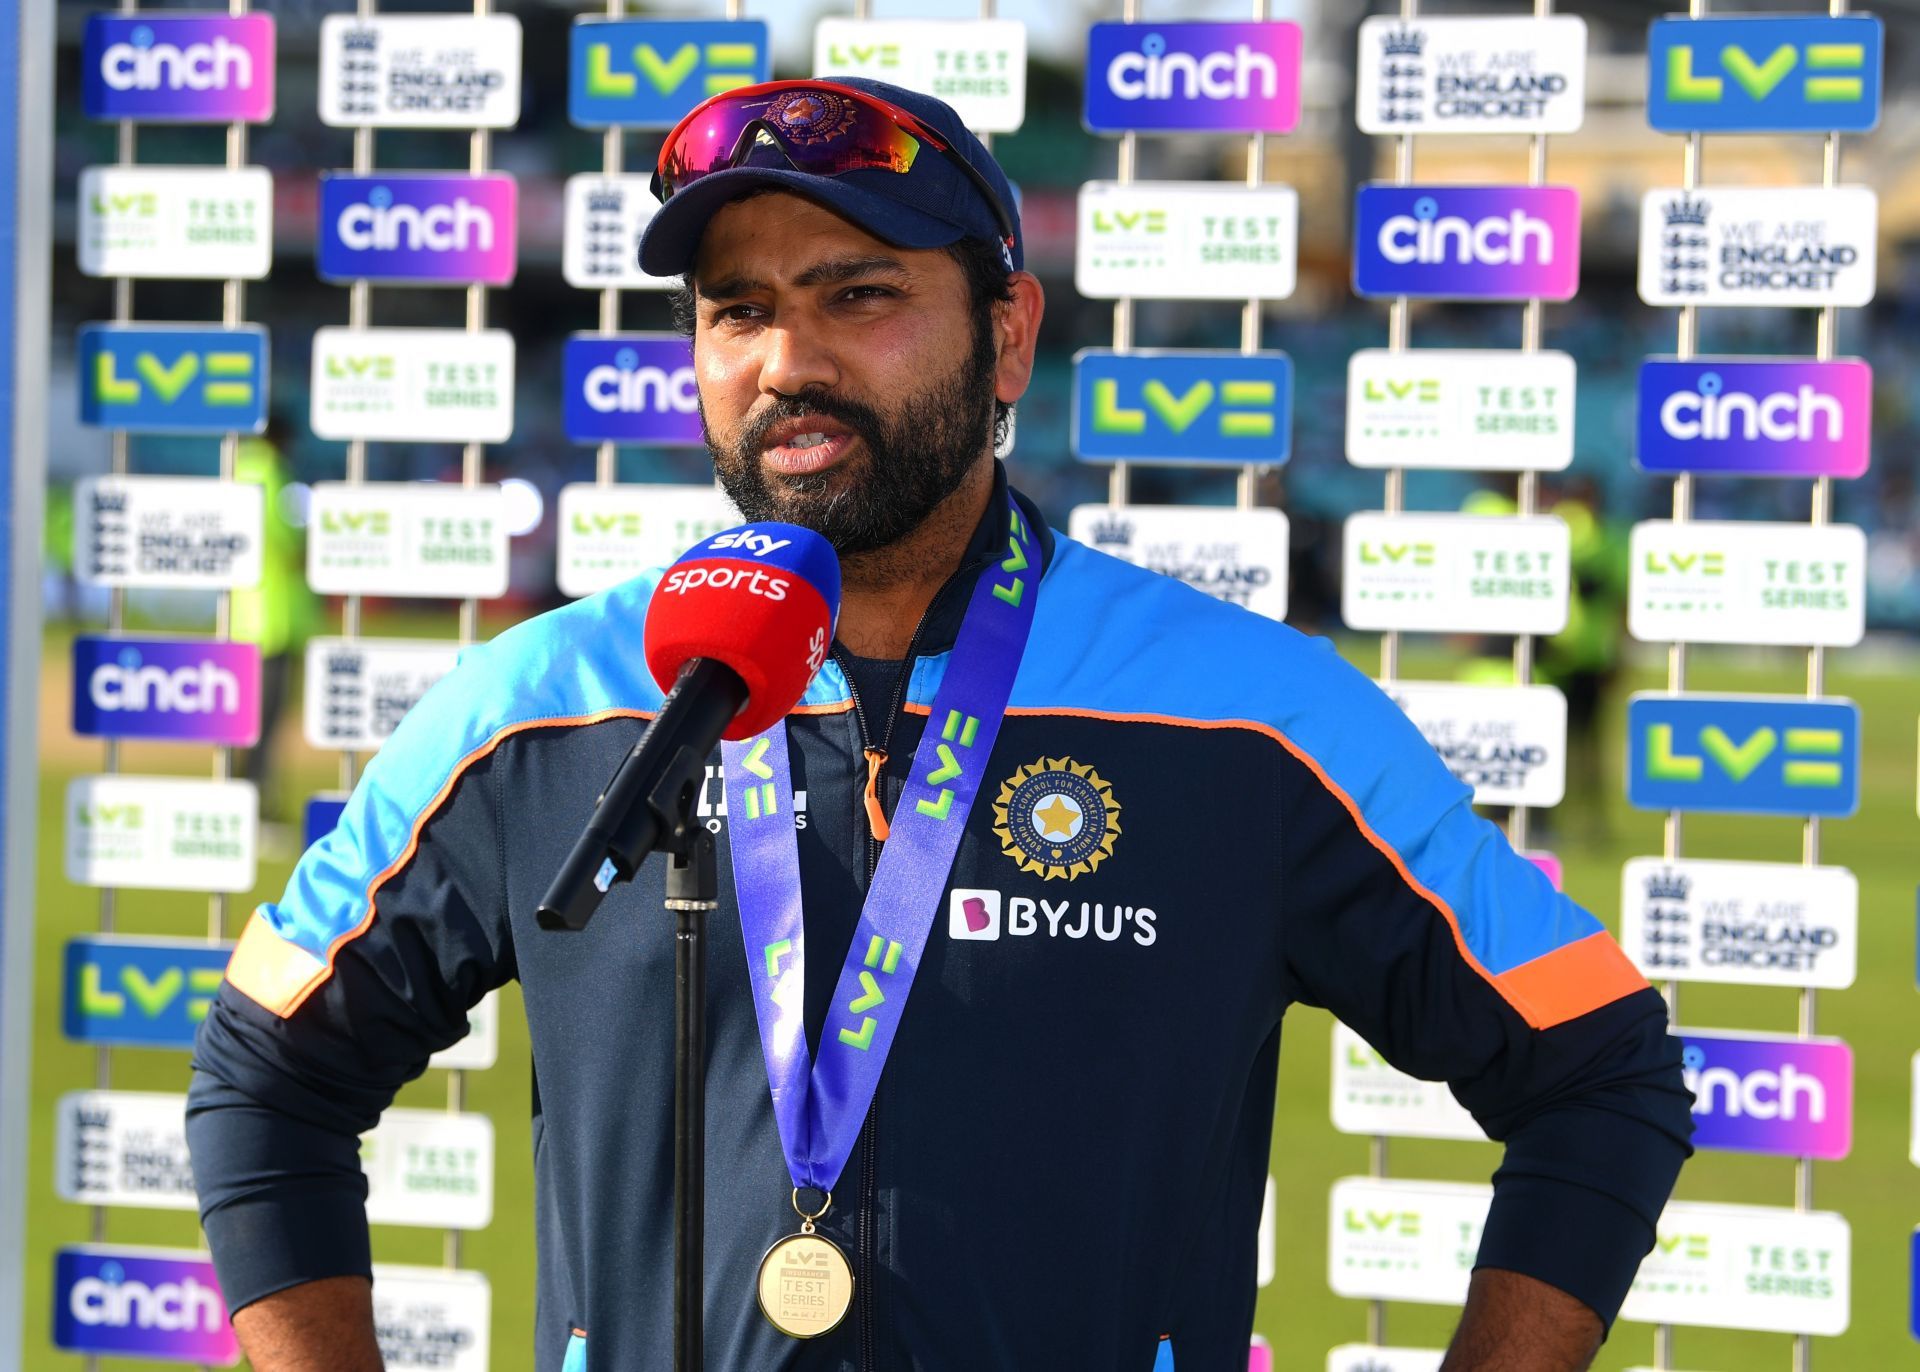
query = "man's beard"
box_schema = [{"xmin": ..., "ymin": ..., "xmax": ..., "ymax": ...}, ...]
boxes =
[{"xmin": 703, "ymin": 316, "xmax": 997, "ymax": 557}]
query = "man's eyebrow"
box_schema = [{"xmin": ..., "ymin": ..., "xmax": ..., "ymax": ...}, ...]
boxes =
[{"xmin": 792, "ymin": 255, "xmax": 912, "ymax": 288}]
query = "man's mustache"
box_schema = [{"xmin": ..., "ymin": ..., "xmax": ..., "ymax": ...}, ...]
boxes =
[{"xmin": 736, "ymin": 392, "xmax": 883, "ymax": 455}]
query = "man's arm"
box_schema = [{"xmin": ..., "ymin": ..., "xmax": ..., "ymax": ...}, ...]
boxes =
[
  {"xmin": 1443, "ymin": 1270, "xmax": 1602, "ymax": 1372},
  {"xmin": 230, "ymin": 1276, "xmax": 383, "ymax": 1372}
]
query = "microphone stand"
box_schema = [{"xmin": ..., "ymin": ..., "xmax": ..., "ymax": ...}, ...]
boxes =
[{"xmin": 665, "ymin": 825, "xmax": 716, "ymax": 1372}]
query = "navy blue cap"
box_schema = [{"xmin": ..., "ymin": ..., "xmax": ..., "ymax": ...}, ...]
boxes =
[{"xmin": 638, "ymin": 77, "xmax": 1022, "ymax": 277}]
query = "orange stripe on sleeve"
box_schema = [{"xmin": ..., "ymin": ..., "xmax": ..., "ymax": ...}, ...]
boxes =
[{"xmin": 1494, "ymin": 931, "xmax": 1650, "ymax": 1030}]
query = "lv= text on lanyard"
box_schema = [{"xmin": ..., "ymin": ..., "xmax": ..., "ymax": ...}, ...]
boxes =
[{"xmin": 721, "ymin": 505, "xmax": 1039, "ymax": 1338}]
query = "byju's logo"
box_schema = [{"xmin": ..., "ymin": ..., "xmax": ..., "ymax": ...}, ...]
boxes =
[
  {"xmin": 63, "ymin": 936, "xmax": 232, "ymax": 1049},
  {"xmin": 317, "ymin": 174, "xmax": 517, "ymax": 286},
  {"xmin": 1648, "ymin": 14, "xmax": 1882, "ymax": 133},
  {"xmin": 1072, "ymin": 349, "xmax": 1292, "ymax": 465},
  {"xmin": 72, "ymin": 636, "xmax": 261, "ymax": 746},
  {"xmin": 53, "ymin": 1247, "xmax": 237, "ymax": 1361},
  {"xmin": 78, "ymin": 324, "xmax": 267, "ymax": 435},
  {"xmin": 1637, "ymin": 358, "xmax": 1871, "ymax": 479},
  {"xmin": 1084, "ymin": 21, "xmax": 1301, "ymax": 133},
  {"xmin": 568, "ymin": 18, "xmax": 770, "ymax": 128},
  {"xmin": 1354, "ymin": 186, "xmax": 1580, "ymax": 301},
  {"xmin": 563, "ymin": 334, "xmax": 702, "ymax": 446},
  {"xmin": 1681, "ymin": 1031, "xmax": 1852, "ymax": 1160},
  {"xmin": 949, "ymin": 889, "xmax": 1002, "ymax": 941},
  {"xmin": 1627, "ymin": 694, "xmax": 1859, "ymax": 818},
  {"xmin": 83, "ymin": 14, "xmax": 275, "ymax": 123}
]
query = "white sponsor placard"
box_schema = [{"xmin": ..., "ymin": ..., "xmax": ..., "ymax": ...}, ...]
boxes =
[
  {"xmin": 361, "ymin": 1108, "xmax": 494, "ymax": 1230},
  {"xmin": 1346, "ymin": 348, "xmax": 1575, "ymax": 471},
  {"xmin": 561, "ymin": 175, "xmax": 676, "ymax": 291},
  {"xmin": 1067, "ymin": 504, "xmax": 1289, "ymax": 621},
  {"xmin": 1330, "ymin": 1023, "xmax": 1484, "ymax": 1141},
  {"xmin": 308, "ymin": 483, "xmax": 511, "ymax": 600},
  {"xmin": 371, "ymin": 1265, "xmax": 491, "ymax": 1372},
  {"xmin": 1328, "ymin": 1177, "xmax": 1487, "ymax": 1304},
  {"xmin": 1912, "ymin": 1052, "xmax": 1920, "ymax": 1167},
  {"xmin": 78, "ymin": 165, "xmax": 273, "ymax": 280},
  {"xmin": 1328, "ymin": 1348, "xmax": 1445, "ymax": 1372},
  {"xmin": 1639, "ymin": 186, "xmax": 1878, "ymax": 309},
  {"xmin": 310, "ymin": 327, "xmax": 516, "ymax": 444},
  {"xmin": 1077, "ymin": 182, "xmax": 1298, "ymax": 302},
  {"xmin": 556, "ymin": 482, "xmax": 739, "ymax": 599},
  {"xmin": 1357, "ymin": 15, "xmax": 1587, "ymax": 135},
  {"xmin": 303, "ymin": 637, "xmax": 463, "ymax": 752},
  {"xmin": 74, "ymin": 475, "xmax": 263, "ymax": 591},
  {"xmin": 1342, "ymin": 513, "xmax": 1569, "ymax": 635},
  {"xmin": 1620, "ymin": 857, "xmax": 1857, "ymax": 990},
  {"xmin": 55, "ymin": 1090, "xmax": 195, "ymax": 1210},
  {"xmin": 814, "ymin": 19, "xmax": 1028, "ymax": 132},
  {"xmin": 1379, "ymin": 681, "xmax": 1566, "ymax": 808},
  {"xmin": 1257, "ymin": 1176, "xmax": 1275, "ymax": 1287},
  {"xmin": 66, "ymin": 775, "xmax": 257, "ymax": 893},
  {"xmin": 1621, "ymin": 1201, "xmax": 1849, "ymax": 1336},
  {"xmin": 320, "ymin": 14, "xmax": 523, "ymax": 129},
  {"xmin": 429, "ymin": 990, "xmax": 501, "ymax": 1073},
  {"xmin": 1629, "ymin": 520, "xmax": 1865, "ymax": 648}
]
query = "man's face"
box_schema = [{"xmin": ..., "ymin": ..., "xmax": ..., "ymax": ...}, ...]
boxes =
[{"xmin": 690, "ymin": 193, "xmax": 998, "ymax": 556}]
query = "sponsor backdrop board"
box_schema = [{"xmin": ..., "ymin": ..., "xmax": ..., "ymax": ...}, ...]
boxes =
[
  {"xmin": 1628, "ymin": 520, "xmax": 1866, "ymax": 648},
  {"xmin": 1083, "ymin": 20, "xmax": 1302, "ymax": 133},
  {"xmin": 1069, "ymin": 349, "xmax": 1292, "ymax": 466},
  {"xmin": 1619, "ymin": 857, "xmax": 1857, "ymax": 990},
  {"xmin": 71, "ymin": 636, "xmax": 261, "ymax": 747},
  {"xmin": 372, "ymin": 1265, "xmax": 492, "ymax": 1372},
  {"xmin": 65, "ymin": 776, "xmax": 257, "ymax": 894},
  {"xmin": 82, "ymin": 13, "xmax": 277, "ymax": 123},
  {"xmin": 1645, "ymin": 14, "xmax": 1883, "ymax": 134},
  {"xmin": 1378, "ymin": 680, "xmax": 1567, "ymax": 808},
  {"xmin": 1327, "ymin": 1177, "xmax": 1488, "ymax": 1304},
  {"xmin": 310, "ymin": 326, "xmax": 514, "ymax": 444},
  {"xmin": 62, "ymin": 936, "xmax": 233, "ymax": 1049},
  {"xmin": 1680, "ymin": 1028, "xmax": 1852, "ymax": 1160},
  {"xmin": 77, "ymin": 323, "xmax": 268, "ymax": 435},
  {"xmin": 362, "ymin": 1108, "xmax": 495, "ymax": 1230},
  {"xmin": 78, "ymin": 165, "xmax": 274, "ymax": 280},
  {"xmin": 561, "ymin": 175, "xmax": 675, "ymax": 290},
  {"xmin": 1342, "ymin": 512, "xmax": 1570, "ymax": 636},
  {"xmin": 319, "ymin": 14, "xmax": 523, "ymax": 129},
  {"xmin": 55, "ymin": 1090, "xmax": 194, "ymax": 1210},
  {"xmin": 1328, "ymin": 1349, "xmax": 1444, "ymax": 1372},
  {"xmin": 1352, "ymin": 185, "xmax": 1580, "ymax": 301},
  {"xmin": 814, "ymin": 19, "xmax": 1028, "ymax": 132},
  {"xmin": 1638, "ymin": 186, "xmax": 1877, "ymax": 308},
  {"xmin": 1329, "ymin": 1022, "xmax": 1483, "ymax": 1141},
  {"xmin": 302, "ymin": 637, "xmax": 462, "ymax": 753},
  {"xmin": 307, "ymin": 482, "xmax": 511, "ymax": 599},
  {"xmin": 1355, "ymin": 15, "xmax": 1587, "ymax": 135},
  {"xmin": 562, "ymin": 333, "xmax": 701, "ymax": 446},
  {"xmin": 1625, "ymin": 693, "xmax": 1860, "ymax": 818},
  {"xmin": 1636, "ymin": 357, "xmax": 1871, "ymax": 478},
  {"xmin": 567, "ymin": 18, "xmax": 771, "ymax": 128},
  {"xmin": 1076, "ymin": 182, "xmax": 1298, "ymax": 301},
  {"xmin": 52, "ymin": 1245, "xmax": 239, "ymax": 1363},
  {"xmin": 1622, "ymin": 1201, "xmax": 1850, "ymax": 1336},
  {"xmin": 557, "ymin": 482, "xmax": 739, "ymax": 598},
  {"xmin": 1346, "ymin": 347, "xmax": 1574, "ymax": 471},
  {"xmin": 73, "ymin": 475, "xmax": 263, "ymax": 591},
  {"xmin": 1068, "ymin": 504, "xmax": 1289, "ymax": 621}
]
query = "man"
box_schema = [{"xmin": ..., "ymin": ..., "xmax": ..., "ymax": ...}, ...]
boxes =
[{"xmin": 189, "ymin": 78, "xmax": 1691, "ymax": 1371}]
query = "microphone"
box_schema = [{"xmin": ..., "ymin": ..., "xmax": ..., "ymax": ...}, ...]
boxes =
[{"xmin": 536, "ymin": 522, "xmax": 841, "ymax": 931}]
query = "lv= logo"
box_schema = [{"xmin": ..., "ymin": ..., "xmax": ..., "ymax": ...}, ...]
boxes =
[{"xmin": 838, "ymin": 935, "xmax": 903, "ymax": 1050}]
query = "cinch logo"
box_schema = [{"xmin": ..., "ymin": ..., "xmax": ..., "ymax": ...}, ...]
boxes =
[
  {"xmin": 1660, "ymin": 375, "xmax": 1841, "ymax": 443},
  {"xmin": 78, "ymin": 325, "xmax": 267, "ymax": 435},
  {"xmin": 63, "ymin": 937, "xmax": 233, "ymax": 1049},
  {"xmin": 1377, "ymin": 198, "xmax": 1555, "ymax": 267},
  {"xmin": 1636, "ymin": 359, "xmax": 1871, "ymax": 479},
  {"xmin": 1353, "ymin": 186, "xmax": 1580, "ymax": 302},
  {"xmin": 53, "ymin": 1248, "xmax": 237, "ymax": 1360},
  {"xmin": 1681, "ymin": 1032, "xmax": 1852, "ymax": 1159},
  {"xmin": 72, "ymin": 636, "xmax": 260, "ymax": 746},
  {"xmin": 568, "ymin": 19, "xmax": 770, "ymax": 128},
  {"xmin": 1084, "ymin": 21, "xmax": 1301, "ymax": 133},
  {"xmin": 1647, "ymin": 15, "xmax": 1883, "ymax": 133},
  {"xmin": 102, "ymin": 28, "xmax": 252, "ymax": 94},
  {"xmin": 563, "ymin": 335, "xmax": 704, "ymax": 446},
  {"xmin": 82, "ymin": 14, "xmax": 275, "ymax": 122},
  {"xmin": 583, "ymin": 347, "xmax": 698, "ymax": 417},
  {"xmin": 1626, "ymin": 695, "xmax": 1859, "ymax": 818},
  {"xmin": 317, "ymin": 174, "xmax": 517, "ymax": 286},
  {"xmin": 337, "ymin": 187, "xmax": 495, "ymax": 253},
  {"xmin": 1072, "ymin": 350, "xmax": 1292, "ymax": 465}
]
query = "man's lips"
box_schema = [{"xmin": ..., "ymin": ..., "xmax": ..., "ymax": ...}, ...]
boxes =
[{"xmin": 760, "ymin": 422, "xmax": 858, "ymax": 476}]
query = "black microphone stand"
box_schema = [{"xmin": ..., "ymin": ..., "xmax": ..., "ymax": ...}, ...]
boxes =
[{"xmin": 665, "ymin": 826, "xmax": 716, "ymax": 1372}]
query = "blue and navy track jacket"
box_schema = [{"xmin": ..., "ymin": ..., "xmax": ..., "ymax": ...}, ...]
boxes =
[{"xmin": 189, "ymin": 467, "xmax": 1692, "ymax": 1371}]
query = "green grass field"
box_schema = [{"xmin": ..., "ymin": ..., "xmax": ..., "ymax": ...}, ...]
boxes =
[{"xmin": 21, "ymin": 619, "xmax": 1920, "ymax": 1370}]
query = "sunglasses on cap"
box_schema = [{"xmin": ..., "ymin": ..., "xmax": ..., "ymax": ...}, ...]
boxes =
[{"xmin": 652, "ymin": 80, "xmax": 1018, "ymax": 263}]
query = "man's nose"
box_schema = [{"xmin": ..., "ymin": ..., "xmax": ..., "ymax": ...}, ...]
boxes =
[{"xmin": 758, "ymin": 323, "xmax": 839, "ymax": 398}]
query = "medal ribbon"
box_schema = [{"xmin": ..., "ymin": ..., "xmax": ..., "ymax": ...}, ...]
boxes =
[{"xmin": 722, "ymin": 505, "xmax": 1039, "ymax": 1194}]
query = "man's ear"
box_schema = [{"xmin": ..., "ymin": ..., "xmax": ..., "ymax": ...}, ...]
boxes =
[{"xmin": 993, "ymin": 272, "xmax": 1046, "ymax": 409}]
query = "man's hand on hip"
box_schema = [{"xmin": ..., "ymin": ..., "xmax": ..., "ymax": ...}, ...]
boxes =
[
  {"xmin": 231, "ymin": 1274, "xmax": 383, "ymax": 1372},
  {"xmin": 1441, "ymin": 1268, "xmax": 1604, "ymax": 1371}
]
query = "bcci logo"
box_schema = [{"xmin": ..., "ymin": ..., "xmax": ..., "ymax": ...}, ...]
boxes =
[{"xmin": 991, "ymin": 757, "xmax": 1121, "ymax": 881}]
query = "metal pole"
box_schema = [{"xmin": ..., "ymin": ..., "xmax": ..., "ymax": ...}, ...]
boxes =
[
  {"xmin": 1236, "ymin": 0, "xmax": 1269, "ymax": 514},
  {"xmin": 1107, "ymin": 0, "xmax": 1140, "ymax": 508},
  {"xmin": 594, "ymin": 0, "xmax": 627, "ymax": 487},
  {"xmin": 340, "ymin": 0, "xmax": 375, "ymax": 796}
]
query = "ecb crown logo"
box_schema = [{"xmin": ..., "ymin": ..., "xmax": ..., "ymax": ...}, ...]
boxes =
[
  {"xmin": 1647, "ymin": 15, "xmax": 1882, "ymax": 132},
  {"xmin": 569, "ymin": 19, "xmax": 771, "ymax": 128}
]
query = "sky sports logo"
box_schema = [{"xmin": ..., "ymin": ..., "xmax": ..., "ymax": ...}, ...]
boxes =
[
  {"xmin": 568, "ymin": 18, "xmax": 770, "ymax": 128},
  {"xmin": 1071, "ymin": 349, "xmax": 1293, "ymax": 466},
  {"xmin": 71, "ymin": 636, "xmax": 261, "ymax": 746},
  {"xmin": 563, "ymin": 334, "xmax": 702, "ymax": 446},
  {"xmin": 1084, "ymin": 21, "xmax": 1301, "ymax": 133},
  {"xmin": 78, "ymin": 324, "xmax": 267, "ymax": 435},
  {"xmin": 1626, "ymin": 694, "xmax": 1860, "ymax": 818},
  {"xmin": 1353, "ymin": 186, "xmax": 1580, "ymax": 301},
  {"xmin": 317, "ymin": 174, "xmax": 517, "ymax": 286},
  {"xmin": 1637, "ymin": 358, "xmax": 1871, "ymax": 479},
  {"xmin": 83, "ymin": 14, "xmax": 275, "ymax": 123},
  {"xmin": 1681, "ymin": 1031, "xmax": 1852, "ymax": 1159},
  {"xmin": 1646, "ymin": 14, "xmax": 1882, "ymax": 134},
  {"xmin": 54, "ymin": 1247, "xmax": 238, "ymax": 1361}
]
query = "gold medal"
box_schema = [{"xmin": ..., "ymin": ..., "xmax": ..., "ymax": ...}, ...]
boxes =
[{"xmin": 757, "ymin": 1191, "xmax": 854, "ymax": 1338}]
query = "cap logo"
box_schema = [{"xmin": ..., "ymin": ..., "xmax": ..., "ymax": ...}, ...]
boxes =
[{"xmin": 765, "ymin": 89, "xmax": 860, "ymax": 146}]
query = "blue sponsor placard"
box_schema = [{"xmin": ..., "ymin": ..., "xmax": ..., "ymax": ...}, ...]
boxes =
[
  {"xmin": 1626, "ymin": 694, "xmax": 1859, "ymax": 818},
  {"xmin": 316, "ymin": 173, "xmax": 517, "ymax": 286},
  {"xmin": 1352, "ymin": 185, "xmax": 1580, "ymax": 302},
  {"xmin": 303, "ymin": 793, "xmax": 348, "ymax": 852},
  {"xmin": 563, "ymin": 333, "xmax": 703, "ymax": 446},
  {"xmin": 77, "ymin": 325, "xmax": 267, "ymax": 435},
  {"xmin": 1083, "ymin": 21, "xmax": 1302, "ymax": 134},
  {"xmin": 1912, "ymin": 1227, "xmax": 1920, "ymax": 1340},
  {"xmin": 63, "ymin": 936, "xmax": 231, "ymax": 1049},
  {"xmin": 82, "ymin": 13, "xmax": 276, "ymax": 124},
  {"xmin": 569, "ymin": 18, "xmax": 770, "ymax": 129},
  {"xmin": 53, "ymin": 1246, "xmax": 238, "ymax": 1361},
  {"xmin": 1071, "ymin": 349, "xmax": 1292, "ymax": 466},
  {"xmin": 1647, "ymin": 15, "xmax": 1882, "ymax": 133}
]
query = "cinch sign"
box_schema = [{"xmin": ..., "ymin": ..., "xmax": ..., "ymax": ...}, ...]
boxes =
[
  {"xmin": 1637, "ymin": 358, "xmax": 1871, "ymax": 479},
  {"xmin": 1647, "ymin": 14, "xmax": 1882, "ymax": 134},
  {"xmin": 1680, "ymin": 1030, "xmax": 1852, "ymax": 1160},
  {"xmin": 1070, "ymin": 349, "xmax": 1292, "ymax": 465},
  {"xmin": 1083, "ymin": 21, "xmax": 1301, "ymax": 133},
  {"xmin": 1626, "ymin": 694, "xmax": 1859, "ymax": 818},
  {"xmin": 72, "ymin": 636, "xmax": 260, "ymax": 746},
  {"xmin": 569, "ymin": 18, "xmax": 769, "ymax": 128},
  {"xmin": 77, "ymin": 324, "xmax": 266, "ymax": 435},
  {"xmin": 63, "ymin": 936, "xmax": 233, "ymax": 1049},
  {"xmin": 318, "ymin": 174, "xmax": 517, "ymax": 286},
  {"xmin": 53, "ymin": 1246, "xmax": 239, "ymax": 1364},
  {"xmin": 563, "ymin": 334, "xmax": 702, "ymax": 446},
  {"xmin": 1353, "ymin": 185, "xmax": 1580, "ymax": 300},
  {"xmin": 82, "ymin": 14, "xmax": 275, "ymax": 123}
]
